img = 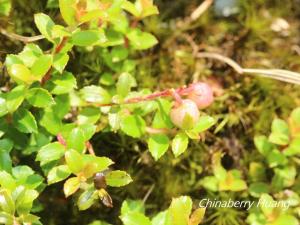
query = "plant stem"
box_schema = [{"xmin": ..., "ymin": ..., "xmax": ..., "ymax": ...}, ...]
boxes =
[
  {"xmin": 41, "ymin": 37, "xmax": 69, "ymax": 85},
  {"xmin": 91, "ymin": 85, "xmax": 194, "ymax": 107}
]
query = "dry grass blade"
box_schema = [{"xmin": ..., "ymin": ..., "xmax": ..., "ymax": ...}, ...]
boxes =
[{"xmin": 196, "ymin": 52, "xmax": 300, "ymax": 85}]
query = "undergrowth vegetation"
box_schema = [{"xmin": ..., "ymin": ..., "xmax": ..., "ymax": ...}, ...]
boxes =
[{"xmin": 0, "ymin": 0, "xmax": 300, "ymax": 225}]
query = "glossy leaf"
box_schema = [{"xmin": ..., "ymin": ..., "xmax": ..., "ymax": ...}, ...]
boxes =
[
  {"xmin": 26, "ymin": 88, "xmax": 54, "ymax": 108},
  {"xmin": 106, "ymin": 170, "xmax": 132, "ymax": 187},
  {"xmin": 66, "ymin": 128, "xmax": 86, "ymax": 153},
  {"xmin": 148, "ymin": 134, "xmax": 170, "ymax": 160},
  {"xmin": 65, "ymin": 149, "xmax": 84, "ymax": 174},
  {"xmin": 172, "ymin": 132, "xmax": 189, "ymax": 157},
  {"xmin": 36, "ymin": 142, "xmax": 65, "ymax": 166},
  {"xmin": 64, "ymin": 177, "xmax": 80, "ymax": 197},
  {"xmin": 34, "ymin": 13, "xmax": 55, "ymax": 41},
  {"xmin": 127, "ymin": 29, "xmax": 158, "ymax": 50},
  {"xmin": 13, "ymin": 108, "xmax": 38, "ymax": 133},
  {"xmin": 120, "ymin": 115, "xmax": 146, "ymax": 138}
]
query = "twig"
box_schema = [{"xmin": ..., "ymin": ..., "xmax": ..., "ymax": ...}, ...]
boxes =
[
  {"xmin": 145, "ymin": 127, "xmax": 173, "ymax": 134},
  {"xmin": 0, "ymin": 28, "xmax": 44, "ymax": 43},
  {"xmin": 142, "ymin": 184, "xmax": 155, "ymax": 204},
  {"xmin": 196, "ymin": 52, "xmax": 244, "ymax": 74},
  {"xmin": 86, "ymin": 141, "xmax": 96, "ymax": 155},
  {"xmin": 191, "ymin": 0, "xmax": 214, "ymax": 21},
  {"xmin": 41, "ymin": 37, "xmax": 69, "ymax": 85},
  {"xmin": 90, "ymin": 85, "xmax": 194, "ymax": 107},
  {"xmin": 196, "ymin": 52, "xmax": 300, "ymax": 85}
]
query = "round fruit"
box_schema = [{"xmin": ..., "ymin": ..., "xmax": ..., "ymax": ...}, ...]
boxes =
[
  {"xmin": 170, "ymin": 99, "xmax": 200, "ymax": 130},
  {"xmin": 187, "ymin": 82, "xmax": 214, "ymax": 109}
]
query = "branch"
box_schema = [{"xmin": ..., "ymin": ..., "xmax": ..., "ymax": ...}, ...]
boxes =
[
  {"xmin": 191, "ymin": 0, "xmax": 214, "ymax": 21},
  {"xmin": 196, "ymin": 52, "xmax": 300, "ymax": 85},
  {"xmin": 0, "ymin": 28, "xmax": 44, "ymax": 43},
  {"xmin": 41, "ymin": 37, "xmax": 69, "ymax": 85}
]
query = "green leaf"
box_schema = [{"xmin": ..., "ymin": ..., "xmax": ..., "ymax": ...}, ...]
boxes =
[
  {"xmin": 15, "ymin": 189, "xmax": 38, "ymax": 215},
  {"xmin": 192, "ymin": 116, "xmax": 215, "ymax": 133},
  {"xmin": 111, "ymin": 46, "xmax": 129, "ymax": 62},
  {"xmin": 212, "ymin": 152, "xmax": 227, "ymax": 181},
  {"xmin": 249, "ymin": 182, "xmax": 270, "ymax": 198},
  {"xmin": 26, "ymin": 88, "xmax": 54, "ymax": 108},
  {"xmin": 0, "ymin": 138, "xmax": 13, "ymax": 152},
  {"xmin": 127, "ymin": 29, "xmax": 158, "ymax": 50},
  {"xmin": 254, "ymin": 135, "xmax": 274, "ymax": 156},
  {"xmin": 148, "ymin": 134, "xmax": 169, "ymax": 160},
  {"xmin": 106, "ymin": 170, "xmax": 132, "ymax": 187},
  {"xmin": 18, "ymin": 44, "xmax": 43, "ymax": 67},
  {"xmin": 51, "ymin": 25, "xmax": 71, "ymax": 38},
  {"xmin": 52, "ymin": 94, "xmax": 71, "ymax": 118},
  {"xmin": 122, "ymin": 1, "xmax": 140, "ymax": 17},
  {"xmin": 72, "ymin": 30, "xmax": 107, "ymax": 46},
  {"xmin": 13, "ymin": 108, "xmax": 38, "ymax": 133},
  {"xmin": 78, "ymin": 107, "xmax": 101, "ymax": 125},
  {"xmin": 136, "ymin": 0, "xmax": 159, "ymax": 18},
  {"xmin": 83, "ymin": 155, "xmax": 114, "ymax": 172},
  {"xmin": 8, "ymin": 64, "xmax": 35, "ymax": 84},
  {"xmin": 283, "ymin": 138, "xmax": 300, "ymax": 156},
  {"xmin": 121, "ymin": 212, "xmax": 151, "ymax": 225},
  {"xmin": 120, "ymin": 115, "xmax": 146, "ymax": 138},
  {"xmin": 249, "ymin": 162, "xmax": 266, "ymax": 182},
  {"xmin": 200, "ymin": 176, "xmax": 219, "ymax": 192},
  {"xmin": 0, "ymin": 97, "xmax": 8, "ymax": 117},
  {"xmin": 0, "ymin": 189, "xmax": 14, "ymax": 214},
  {"xmin": 53, "ymin": 53, "xmax": 69, "ymax": 73},
  {"xmin": 151, "ymin": 211, "xmax": 169, "ymax": 225},
  {"xmin": 5, "ymin": 85, "xmax": 26, "ymax": 113},
  {"xmin": 63, "ymin": 177, "xmax": 80, "ymax": 197},
  {"xmin": 39, "ymin": 108, "xmax": 62, "ymax": 135},
  {"xmin": 0, "ymin": 212, "xmax": 13, "ymax": 225},
  {"xmin": 259, "ymin": 194, "xmax": 276, "ymax": 217},
  {"xmin": 79, "ymin": 124, "xmax": 96, "ymax": 141},
  {"xmin": 34, "ymin": 13, "xmax": 55, "ymax": 41},
  {"xmin": 272, "ymin": 166, "xmax": 296, "ymax": 190},
  {"xmin": 65, "ymin": 149, "xmax": 84, "ymax": 174},
  {"xmin": 290, "ymin": 107, "xmax": 300, "ymax": 125},
  {"xmin": 20, "ymin": 213, "xmax": 40, "ymax": 224},
  {"xmin": 267, "ymin": 149, "xmax": 288, "ymax": 167},
  {"xmin": 0, "ymin": 151, "xmax": 12, "ymax": 173},
  {"xmin": 218, "ymin": 171, "xmax": 247, "ymax": 191},
  {"xmin": 0, "ymin": 171, "xmax": 16, "ymax": 190},
  {"xmin": 67, "ymin": 128, "xmax": 86, "ymax": 153},
  {"xmin": 77, "ymin": 188, "xmax": 98, "ymax": 210},
  {"xmin": 31, "ymin": 55, "xmax": 52, "ymax": 79},
  {"xmin": 168, "ymin": 196, "xmax": 192, "ymax": 225},
  {"xmin": 117, "ymin": 73, "xmax": 137, "ymax": 97},
  {"xmin": 59, "ymin": 0, "xmax": 77, "ymax": 26},
  {"xmin": 268, "ymin": 119, "xmax": 290, "ymax": 145},
  {"xmin": 36, "ymin": 142, "xmax": 65, "ymax": 166},
  {"xmin": 47, "ymin": 165, "xmax": 71, "ymax": 184},
  {"xmin": 12, "ymin": 166, "xmax": 34, "ymax": 182},
  {"xmin": 172, "ymin": 132, "xmax": 188, "ymax": 157},
  {"xmin": 121, "ymin": 199, "xmax": 145, "ymax": 215},
  {"xmin": 80, "ymin": 85, "xmax": 111, "ymax": 104},
  {"xmin": 100, "ymin": 73, "xmax": 115, "ymax": 86},
  {"xmin": 47, "ymin": 72, "xmax": 77, "ymax": 95},
  {"xmin": 0, "ymin": 0, "xmax": 11, "ymax": 16},
  {"xmin": 270, "ymin": 214, "xmax": 298, "ymax": 225}
]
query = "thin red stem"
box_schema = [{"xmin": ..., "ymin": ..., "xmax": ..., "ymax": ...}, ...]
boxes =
[
  {"xmin": 41, "ymin": 37, "xmax": 69, "ymax": 85},
  {"xmin": 91, "ymin": 85, "xmax": 193, "ymax": 107},
  {"xmin": 86, "ymin": 141, "xmax": 95, "ymax": 155},
  {"xmin": 57, "ymin": 133, "xmax": 67, "ymax": 147}
]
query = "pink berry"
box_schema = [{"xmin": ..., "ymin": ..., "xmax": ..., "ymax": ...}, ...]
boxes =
[
  {"xmin": 187, "ymin": 82, "xmax": 214, "ymax": 109},
  {"xmin": 170, "ymin": 99, "xmax": 200, "ymax": 130}
]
